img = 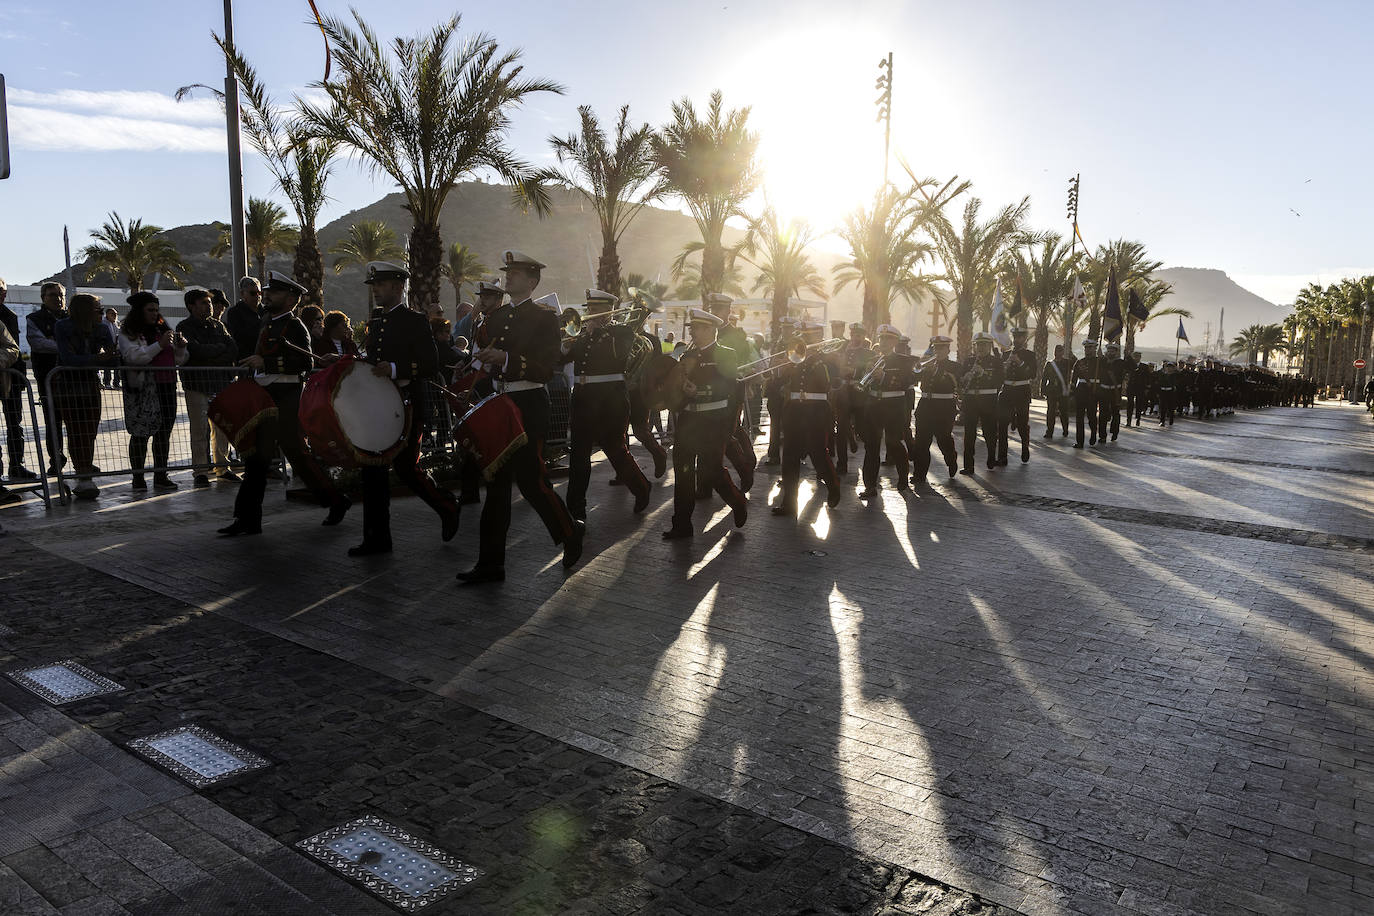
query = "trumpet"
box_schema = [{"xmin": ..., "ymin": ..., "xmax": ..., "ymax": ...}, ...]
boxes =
[{"xmin": 561, "ymin": 306, "xmax": 643, "ymax": 336}]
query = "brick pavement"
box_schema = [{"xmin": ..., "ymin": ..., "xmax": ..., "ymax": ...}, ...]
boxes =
[{"xmin": 3, "ymin": 399, "xmax": 1373, "ymax": 915}]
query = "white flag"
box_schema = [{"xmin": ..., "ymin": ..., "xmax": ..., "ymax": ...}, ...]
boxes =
[
  {"xmin": 990, "ymin": 280, "xmax": 1011, "ymax": 348},
  {"xmin": 1071, "ymin": 276, "xmax": 1087, "ymax": 310}
]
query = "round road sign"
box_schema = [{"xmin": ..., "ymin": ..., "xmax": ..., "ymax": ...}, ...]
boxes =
[{"xmin": 1356, "ymin": 358, "xmax": 1367, "ymax": 369}]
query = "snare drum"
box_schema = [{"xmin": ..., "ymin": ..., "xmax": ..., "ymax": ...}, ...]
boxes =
[
  {"xmin": 455, "ymin": 393, "xmax": 527, "ymax": 480},
  {"xmin": 209, "ymin": 377, "xmax": 278, "ymax": 457},
  {"xmin": 299, "ymin": 356, "xmax": 409, "ymax": 468}
]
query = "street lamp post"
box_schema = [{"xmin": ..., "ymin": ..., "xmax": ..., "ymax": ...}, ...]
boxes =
[
  {"xmin": 875, "ymin": 53, "xmax": 892, "ymax": 186},
  {"xmin": 222, "ymin": 0, "xmax": 248, "ymax": 291}
]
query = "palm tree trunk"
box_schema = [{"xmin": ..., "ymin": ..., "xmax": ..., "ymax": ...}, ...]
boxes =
[
  {"xmin": 597, "ymin": 234, "xmax": 622, "ymax": 298},
  {"xmin": 700, "ymin": 239, "xmax": 725, "ymax": 305},
  {"xmin": 126, "ymin": 270, "xmax": 141, "ymax": 293},
  {"xmin": 256, "ymin": 256, "xmax": 267, "ymax": 284},
  {"xmin": 861, "ymin": 285, "xmax": 879, "ymax": 337},
  {"xmin": 1125, "ymin": 317, "xmax": 1137, "ymax": 356},
  {"xmin": 293, "ymin": 225, "xmax": 325, "ymax": 306},
  {"xmin": 1033, "ymin": 312, "xmax": 1050, "ymax": 371},
  {"xmin": 956, "ymin": 289, "xmax": 973, "ymax": 362},
  {"xmin": 771, "ymin": 289, "xmax": 788, "ymax": 344},
  {"xmin": 408, "ymin": 221, "xmax": 443, "ymax": 312}
]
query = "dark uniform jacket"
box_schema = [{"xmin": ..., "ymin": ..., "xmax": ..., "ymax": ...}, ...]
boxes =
[
  {"xmin": 1102, "ymin": 357, "xmax": 1129, "ymax": 390},
  {"xmin": 1129, "ymin": 361, "xmax": 1153, "ymax": 393},
  {"xmin": 1042, "ymin": 356, "xmax": 1074, "ymax": 397},
  {"xmin": 841, "ymin": 341, "xmax": 874, "ymax": 380},
  {"xmin": 681, "ymin": 341, "xmax": 740, "ymax": 408},
  {"xmin": 225, "ymin": 300, "xmax": 264, "ymax": 363},
  {"xmin": 872, "ymin": 352, "xmax": 918, "ymax": 393},
  {"xmin": 564, "ymin": 324, "xmax": 636, "ymax": 380},
  {"xmin": 919, "ymin": 358, "xmax": 962, "ymax": 399},
  {"xmin": 781, "ymin": 354, "xmax": 832, "ymax": 398},
  {"xmin": 1003, "ymin": 347, "xmax": 1038, "ymax": 388},
  {"xmin": 1071, "ymin": 354, "xmax": 1104, "ymax": 393},
  {"xmin": 364, "ymin": 304, "xmax": 439, "ymax": 383},
  {"xmin": 176, "ymin": 315, "xmax": 238, "ymax": 394},
  {"xmin": 961, "ymin": 353, "xmax": 1005, "ymax": 395},
  {"xmin": 473, "ymin": 298, "xmax": 560, "ymax": 404},
  {"xmin": 718, "ymin": 325, "xmax": 750, "ymax": 359},
  {"xmin": 257, "ymin": 311, "xmax": 314, "ymax": 378}
]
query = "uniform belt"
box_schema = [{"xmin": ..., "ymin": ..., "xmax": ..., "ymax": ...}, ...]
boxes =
[
  {"xmin": 921, "ymin": 393, "xmax": 956, "ymax": 400},
  {"xmin": 971, "ymin": 388, "xmax": 1000, "ymax": 395},
  {"xmin": 1003, "ymin": 380, "xmax": 1031, "ymax": 387},
  {"xmin": 1076, "ymin": 378, "xmax": 1099, "ymax": 384},
  {"xmin": 683, "ymin": 399, "xmax": 729, "ymax": 412},
  {"xmin": 1101, "ymin": 384, "xmax": 1121, "ymax": 389},
  {"xmin": 877, "ymin": 390, "xmax": 908, "ymax": 398},
  {"xmin": 575, "ymin": 373, "xmax": 624, "ymax": 384},
  {"xmin": 503, "ymin": 380, "xmax": 544, "ymax": 392},
  {"xmin": 788, "ymin": 392, "xmax": 829, "ymax": 401},
  {"xmin": 1158, "ymin": 386, "xmax": 1174, "ymax": 391}
]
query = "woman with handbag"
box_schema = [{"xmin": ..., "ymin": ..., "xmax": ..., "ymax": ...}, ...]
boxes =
[{"xmin": 117, "ymin": 291, "xmax": 187, "ymax": 490}]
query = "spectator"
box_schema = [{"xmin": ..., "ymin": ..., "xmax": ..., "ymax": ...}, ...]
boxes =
[
  {"xmin": 117, "ymin": 291, "xmax": 187, "ymax": 491},
  {"xmin": 26, "ymin": 281, "xmax": 68, "ymax": 473},
  {"xmin": 453, "ymin": 299, "xmax": 474, "ymax": 343},
  {"xmin": 300, "ymin": 304, "xmax": 325, "ymax": 347},
  {"xmin": 54, "ymin": 294, "xmax": 117, "ymax": 500},
  {"xmin": 0, "ymin": 277, "xmax": 37, "ymax": 481},
  {"xmin": 176, "ymin": 288, "xmax": 239, "ymax": 488},
  {"xmin": 662, "ymin": 331, "xmax": 675, "ymax": 353},
  {"xmin": 0, "ymin": 318, "xmax": 20, "ymax": 501},
  {"xmin": 224, "ymin": 276, "xmax": 264, "ymax": 362},
  {"xmin": 100, "ymin": 307, "xmax": 122, "ymax": 389},
  {"xmin": 209, "ymin": 288, "xmax": 230, "ymax": 322},
  {"xmin": 316, "ymin": 310, "xmax": 358, "ymax": 363}
]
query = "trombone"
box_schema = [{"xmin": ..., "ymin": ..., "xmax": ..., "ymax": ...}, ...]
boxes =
[{"xmin": 736, "ymin": 337, "xmax": 846, "ymax": 382}]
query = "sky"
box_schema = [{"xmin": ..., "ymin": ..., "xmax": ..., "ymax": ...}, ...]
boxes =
[{"xmin": 1, "ymin": 0, "xmax": 1371, "ymax": 305}]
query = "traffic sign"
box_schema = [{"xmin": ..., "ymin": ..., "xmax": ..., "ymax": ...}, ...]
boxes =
[{"xmin": 1355, "ymin": 358, "xmax": 1366, "ymax": 369}]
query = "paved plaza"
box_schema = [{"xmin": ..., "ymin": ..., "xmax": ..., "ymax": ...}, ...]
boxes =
[{"xmin": 1, "ymin": 400, "xmax": 1371, "ymax": 915}]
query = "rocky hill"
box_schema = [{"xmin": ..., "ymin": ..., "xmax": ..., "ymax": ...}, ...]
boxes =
[{"xmin": 1139, "ymin": 267, "xmax": 1291, "ymax": 350}]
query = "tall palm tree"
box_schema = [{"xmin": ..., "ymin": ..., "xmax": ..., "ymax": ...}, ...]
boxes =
[
  {"xmin": 651, "ymin": 91, "xmax": 761, "ymax": 303},
  {"xmin": 329, "ymin": 219, "xmax": 405, "ymax": 309},
  {"xmin": 1084, "ymin": 239, "xmax": 1162, "ymax": 343},
  {"xmin": 1228, "ymin": 323, "xmax": 1287, "ymax": 366},
  {"xmin": 549, "ymin": 104, "xmax": 661, "ymax": 296},
  {"xmin": 1007, "ymin": 233, "xmax": 1080, "ymax": 367},
  {"xmin": 212, "ymin": 197, "xmax": 298, "ymax": 282},
  {"xmin": 928, "ymin": 195, "xmax": 1029, "ymax": 359},
  {"xmin": 442, "ymin": 243, "xmax": 486, "ymax": 307},
  {"xmin": 81, "ymin": 212, "xmax": 191, "ymax": 292},
  {"xmin": 300, "ymin": 11, "xmax": 563, "ymax": 310},
  {"xmin": 739, "ymin": 206, "xmax": 827, "ymax": 335},
  {"xmin": 623, "ymin": 272, "xmax": 669, "ymax": 301}
]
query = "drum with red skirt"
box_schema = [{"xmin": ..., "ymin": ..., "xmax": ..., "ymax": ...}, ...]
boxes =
[
  {"xmin": 209, "ymin": 377, "xmax": 278, "ymax": 457},
  {"xmin": 298, "ymin": 356, "xmax": 409, "ymax": 468},
  {"xmin": 455, "ymin": 392, "xmax": 527, "ymax": 481}
]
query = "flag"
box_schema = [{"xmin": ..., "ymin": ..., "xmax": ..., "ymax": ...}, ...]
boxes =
[
  {"xmin": 990, "ymin": 280, "xmax": 1011, "ymax": 348},
  {"xmin": 1010, "ymin": 275, "xmax": 1025, "ymax": 322},
  {"xmin": 1176, "ymin": 318, "xmax": 1190, "ymax": 343},
  {"xmin": 1074, "ymin": 223, "xmax": 1087, "ymax": 249},
  {"xmin": 1102, "ymin": 264, "xmax": 1122, "ymax": 341},
  {"xmin": 1070, "ymin": 276, "xmax": 1086, "ymax": 312},
  {"xmin": 1128, "ymin": 287, "xmax": 1149, "ymax": 322}
]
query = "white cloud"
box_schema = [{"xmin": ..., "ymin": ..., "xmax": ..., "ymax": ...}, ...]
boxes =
[
  {"xmin": 8, "ymin": 88, "xmax": 224, "ymax": 125},
  {"xmin": 9, "ymin": 105, "xmax": 225, "ymax": 153}
]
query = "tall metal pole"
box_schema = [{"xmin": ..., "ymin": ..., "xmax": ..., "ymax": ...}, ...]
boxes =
[
  {"xmin": 223, "ymin": 0, "xmax": 248, "ymax": 291},
  {"xmin": 876, "ymin": 53, "xmax": 892, "ymax": 186}
]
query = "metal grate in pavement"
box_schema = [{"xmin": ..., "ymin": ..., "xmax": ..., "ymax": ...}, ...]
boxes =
[
  {"xmin": 128, "ymin": 725, "xmax": 269, "ymax": 787},
  {"xmin": 7, "ymin": 660, "xmax": 124, "ymax": 704},
  {"xmin": 297, "ymin": 816, "xmax": 481, "ymax": 910}
]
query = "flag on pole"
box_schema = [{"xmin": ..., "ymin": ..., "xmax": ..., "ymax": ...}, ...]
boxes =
[
  {"xmin": 1070, "ymin": 276, "xmax": 1086, "ymax": 313},
  {"xmin": 1010, "ymin": 275, "xmax": 1025, "ymax": 324},
  {"xmin": 1074, "ymin": 223, "xmax": 1087, "ymax": 249},
  {"xmin": 1176, "ymin": 318, "xmax": 1190, "ymax": 343},
  {"xmin": 990, "ymin": 280, "xmax": 1011, "ymax": 348},
  {"xmin": 1102, "ymin": 264, "xmax": 1122, "ymax": 341},
  {"xmin": 1128, "ymin": 287, "xmax": 1149, "ymax": 321}
]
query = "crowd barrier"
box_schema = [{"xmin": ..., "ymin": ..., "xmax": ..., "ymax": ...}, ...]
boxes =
[{"xmin": 0, "ymin": 368, "xmax": 52, "ymax": 508}]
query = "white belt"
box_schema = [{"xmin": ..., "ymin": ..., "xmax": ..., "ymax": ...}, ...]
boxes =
[
  {"xmin": 788, "ymin": 392, "xmax": 829, "ymax": 401},
  {"xmin": 503, "ymin": 380, "xmax": 544, "ymax": 392},
  {"xmin": 1003, "ymin": 380, "xmax": 1031, "ymax": 387},
  {"xmin": 1076, "ymin": 379, "xmax": 1099, "ymax": 385},
  {"xmin": 575, "ymin": 373, "xmax": 624, "ymax": 384},
  {"xmin": 683, "ymin": 399, "xmax": 729, "ymax": 412},
  {"xmin": 878, "ymin": 390, "xmax": 908, "ymax": 398},
  {"xmin": 971, "ymin": 388, "xmax": 1000, "ymax": 395},
  {"xmin": 1158, "ymin": 387, "xmax": 1174, "ymax": 391},
  {"xmin": 921, "ymin": 393, "xmax": 955, "ymax": 400},
  {"xmin": 1101, "ymin": 384, "xmax": 1121, "ymax": 389}
]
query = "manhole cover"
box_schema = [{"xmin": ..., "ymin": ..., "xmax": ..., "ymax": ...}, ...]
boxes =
[
  {"xmin": 7, "ymin": 660, "xmax": 123, "ymax": 705},
  {"xmin": 129, "ymin": 726, "xmax": 269, "ymax": 788},
  {"xmin": 298, "ymin": 816, "xmax": 481, "ymax": 910}
]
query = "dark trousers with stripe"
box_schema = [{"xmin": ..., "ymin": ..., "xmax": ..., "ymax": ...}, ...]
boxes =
[
  {"xmin": 568, "ymin": 385, "xmax": 648, "ymax": 520},
  {"xmin": 1045, "ymin": 391, "xmax": 1071, "ymax": 435},
  {"xmin": 996, "ymin": 387, "xmax": 1032, "ymax": 462},
  {"xmin": 361, "ymin": 386, "xmax": 457, "ymax": 547},
  {"xmin": 912, "ymin": 399, "xmax": 958, "ymax": 480},
  {"xmin": 672, "ymin": 408, "xmax": 745, "ymax": 531},
  {"xmin": 778, "ymin": 401, "xmax": 837, "ymax": 507},
  {"xmin": 962, "ymin": 394, "xmax": 998, "ymax": 469}
]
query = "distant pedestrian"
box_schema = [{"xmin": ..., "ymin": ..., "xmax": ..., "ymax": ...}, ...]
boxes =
[
  {"xmin": 101, "ymin": 307, "xmax": 122, "ymax": 389},
  {"xmin": 0, "ymin": 277, "xmax": 37, "ymax": 481},
  {"xmin": 54, "ymin": 294, "xmax": 118, "ymax": 499},
  {"xmin": 176, "ymin": 288, "xmax": 239, "ymax": 487},
  {"xmin": 224, "ymin": 276, "xmax": 264, "ymax": 362},
  {"xmin": 316, "ymin": 310, "xmax": 358, "ymax": 362},
  {"xmin": 117, "ymin": 291, "xmax": 187, "ymax": 491},
  {"xmin": 27, "ymin": 281, "xmax": 68, "ymax": 473}
]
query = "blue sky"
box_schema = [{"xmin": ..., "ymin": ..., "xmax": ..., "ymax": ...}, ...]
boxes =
[{"xmin": 1, "ymin": 0, "xmax": 1370, "ymax": 304}]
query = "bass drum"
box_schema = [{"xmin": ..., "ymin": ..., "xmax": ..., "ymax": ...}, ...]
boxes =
[
  {"xmin": 299, "ymin": 356, "xmax": 409, "ymax": 468},
  {"xmin": 638, "ymin": 352, "xmax": 689, "ymax": 412}
]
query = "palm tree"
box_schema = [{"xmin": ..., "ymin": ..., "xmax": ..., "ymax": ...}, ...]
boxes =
[
  {"xmin": 623, "ymin": 272, "xmax": 669, "ymax": 301},
  {"xmin": 1228, "ymin": 323, "xmax": 1287, "ymax": 366},
  {"xmin": 651, "ymin": 91, "xmax": 761, "ymax": 303},
  {"xmin": 739, "ymin": 206, "xmax": 827, "ymax": 335},
  {"xmin": 549, "ymin": 104, "xmax": 661, "ymax": 296},
  {"xmin": 442, "ymin": 243, "xmax": 486, "ymax": 307},
  {"xmin": 1007, "ymin": 233, "xmax": 1080, "ymax": 368},
  {"xmin": 212, "ymin": 197, "xmax": 298, "ymax": 282},
  {"xmin": 670, "ymin": 245, "xmax": 747, "ymax": 301},
  {"xmin": 1083, "ymin": 239, "xmax": 1163, "ymax": 343},
  {"xmin": 833, "ymin": 188, "xmax": 944, "ymax": 332},
  {"xmin": 928, "ymin": 195, "xmax": 1030, "ymax": 359},
  {"xmin": 329, "ymin": 220, "xmax": 405, "ymax": 309},
  {"xmin": 300, "ymin": 11, "xmax": 563, "ymax": 310},
  {"xmin": 81, "ymin": 212, "xmax": 191, "ymax": 292}
]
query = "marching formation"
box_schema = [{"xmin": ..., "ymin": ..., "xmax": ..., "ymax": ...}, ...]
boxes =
[{"xmin": 197, "ymin": 253, "xmax": 1311, "ymax": 583}]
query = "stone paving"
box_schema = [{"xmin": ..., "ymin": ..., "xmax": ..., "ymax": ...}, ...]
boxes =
[{"xmin": 2, "ymin": 399, "xmax": 1372, "ymax": 915}]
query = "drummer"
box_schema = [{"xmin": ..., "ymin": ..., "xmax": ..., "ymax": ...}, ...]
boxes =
[
  {"xmin": 349, "ymin": 260, "xmax": 461, "ymax": 557},
  {"xmin": 219, "ymin": 270, "xmax": 349, "ymax": 536},
  {"xmin": 561, "ymin": 288, "xmax": 651, "ymax": 521},
  {"xmin": 459, "ymin": 250, "xmax": 583, "ymax": 584}
]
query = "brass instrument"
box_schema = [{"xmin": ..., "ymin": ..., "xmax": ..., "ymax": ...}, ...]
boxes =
[{"xmin": 562, "ymin": 306, "xmax": 643, "ymax": 337}]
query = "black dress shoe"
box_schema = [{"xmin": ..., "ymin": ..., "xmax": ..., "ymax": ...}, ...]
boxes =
[
  {"xmin": 562, "ymin": 519, "xmax": 586, "ymax": 569},
  {"xmin": 661, "ymin": 526, "xmax": 693, "ymax": 540},
  {"xmin": 652, "ymin": 452, "xmax": 667, "ymax": 479},
  {"xmin": 323, "ymin": 496, "xmax": 351, "ymax": 526},
  {"xmin": 958, "ymin": 468, "xmax": 975, "ymax": 476},
  {"xmin": 827, "ymin": 484, "xmax": 842, "ymax": 508},
  {"xmin": 218, "ymin": 520, "xmax": 262, "ymax": 536},
  {"xmin": 1073, "ymin": 442, "xmax": 1084, "ymax": 448},
  {"xmin": 859, "ymin": 488, "xmax": 878, "ymax": 498},
  {"xmin": 948, "ymin": 464, "xmax": 958, "ymax": 479},
  {"xmin": 770, "ymin": 503, "xmax": 793, "ymax": 516},
  {"xmin": 632, "ymin": 487, "xmax": 650, "ymax": 514},
  {"xmin": 347, "ymin": 541, "xmax": 392, "ymax": 557},
  {"xmin": 456, "ymin": 566, "xmax": 505, "ymax": 584},
  {"xmin": 441, "ymin": 506, "xmax": 460, "ymax": 541},
  {"xmin": 732, "ymin": 498, "xmax": 747, "ymax": 528}
]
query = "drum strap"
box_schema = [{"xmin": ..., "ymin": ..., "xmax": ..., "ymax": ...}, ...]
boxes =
[{"xmin": 503, "ymin": 380, "xmax": 544, "ymax": 393}]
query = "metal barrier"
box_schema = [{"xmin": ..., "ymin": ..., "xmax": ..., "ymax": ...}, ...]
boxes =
[{"xmin": 1, "ymin": 367, "xmax": 52, "ymax": 508}]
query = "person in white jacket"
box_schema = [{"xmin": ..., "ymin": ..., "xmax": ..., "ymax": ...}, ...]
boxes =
[{"xmin": 117, "ymin": 291, "xmax": 187, "ymax": 490}]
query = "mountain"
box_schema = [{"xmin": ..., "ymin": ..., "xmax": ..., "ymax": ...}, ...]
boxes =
[
  {"xmin": 1138, "ymin": 267, "xmax": 1291, "ymax": 351},
  {"xmin": 43, "ymin": 181, "xmax": 865, "ymax": 325}
]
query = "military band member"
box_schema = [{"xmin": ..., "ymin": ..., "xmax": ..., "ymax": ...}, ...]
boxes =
[
  {"xmin": 1041, "ymin": 344, "xmax": 1074, "ymax": 438},
  {"xmin": 220, "ymin": 271, "xmax": 349, "ymax": 536},
  {"xmin": 834, "ymin": 323, "xmax": 873, "ymax": 474},
  {"xmin": 562, "ymin": 288, "xmax": 651, "ymax": 521},
  {"xmin": 859, "ymin": 325, "xmax": 914, "ymax": 497},
  {"xmin": 910, "ymin": 335, "xmax": 961, "ymax": 484},
  {"xmin": 1100, "ymin": 341, "xmax": 1127, "ymax": 441},
  {"xmin": 771, "ymin": 322, "xmax": 840, "ymax": 516},
  {"xmin": 960, "ymin": 332, "xmax": 1004, "ymax": 473},
  {"xmin": 624, "ymin": 305, "xmax": 669, "ymax": 480},
  {"xmin": 458, "ymin": 250, "xmax": 583, "ymax": 583},
  {"xmin": 350, "ymin": 261, "xmax": 460, "ymax": 556},
  {"xmin": 708, "ymin": 293, "xmax": 756, "ymax": 493},
  {"xmin": 1157, "ymin": 361, "xmax": 1178, "ymax": 426},
  {"xmin": 663, "ymin": 309, "xmax": 748, "ymax": 539},
  {"xmin": 996, "ymin": 326, "xmax": 1037, "ymax": 465},
  {"xmin": 1071, "ymin": 338, "xmax": 1103, "ymax": 447},
  {"xmin": 1125, "ymin": 351, "xmax": 1151, "ymax": 427}
]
